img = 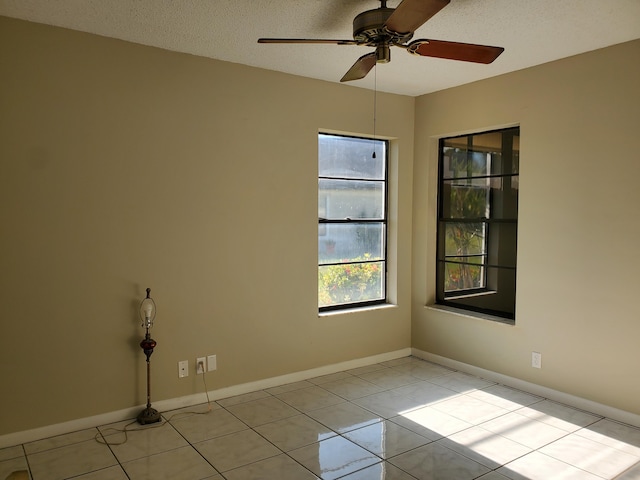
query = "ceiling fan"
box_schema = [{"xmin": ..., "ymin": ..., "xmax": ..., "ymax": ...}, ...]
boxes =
[{"xmin": 258, "ymin": 0, "xmax": 504, "ymax": 82}]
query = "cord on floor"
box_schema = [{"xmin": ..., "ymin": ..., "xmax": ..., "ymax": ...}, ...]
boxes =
[{"xmin": 95, "ymin": 369, "xmax": 213, "ymax": 446}]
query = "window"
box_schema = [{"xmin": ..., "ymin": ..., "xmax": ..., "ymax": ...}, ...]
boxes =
[
  {"xmin": 436, "ymin": 127, "xmax": 519, "ymax": 321},
  {"xmin": 318, "ymin": 133, "xmax": 388, "ymax": 311}
]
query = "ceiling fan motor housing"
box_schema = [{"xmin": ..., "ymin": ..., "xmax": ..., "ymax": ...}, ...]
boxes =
[{"xmin": 353, "ymin": 7, "xmax": 413, "ymax": 46}]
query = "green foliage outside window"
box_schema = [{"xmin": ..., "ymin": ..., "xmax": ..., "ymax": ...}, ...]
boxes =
[
  {"xmin": 319, "ymin": 253, "xmax": 382, "ymax": 307},
  {"xmin": 443, "ymin": 148, "xmax": 490, "ymax": 292}
]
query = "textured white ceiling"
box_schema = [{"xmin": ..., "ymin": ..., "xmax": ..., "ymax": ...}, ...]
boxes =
[{"xmin": 1, "ymin": 0, "xmax": 639, "ymax": 96}]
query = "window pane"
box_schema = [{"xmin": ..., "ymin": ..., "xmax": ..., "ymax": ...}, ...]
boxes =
[
  {"xmin": 512, "ymin": 135, "xmax": 520, "ymax": 174},
  {"xmin": 441, "ymin": 181, "xmax": 489, "ymax": 219},
  {"xmin": 318, "ymin": 262, "xmax": 384, "ymax": 307},
  {"xmin": 442, "ymin": 177, "xmax": 518, "ymax": 221},
  {"xmin": 487, "ymin": 177, "xmax": 518, "ymax": 220},
  {"xmin": 443, "ymin": 260, "xmax": 484, "ymax": 292},
  {"xmin": 319, "ymin": 223, "xmax": 384, "ymax": 265},
  {"xmin": 318, "ymin": 133, "xmax": 388, "ymax": 311},
  {"xmin": 446, "ymin": 265, "xmax": 516, "ymax": 319},
  {"xmin": 437, "ymin": 126, "xmax": 519, "ymax": 320},
  {"xmin": 319, "ymin": 179, "xmax": 384, "ymax": 220},
  {"xmin": 319, "ymin": 134, "xmax": 385, "ymax": 180},
  {"xmin": 486, "ymin": 223, "xmax": 518, "ymax": 269},
  {"xmin": 443, "ymin": 223, "xmax": 486, "ymax": 257},
  {"xmin": 441, "ymin": 145, "xmax": 489, "ymax": 179}
]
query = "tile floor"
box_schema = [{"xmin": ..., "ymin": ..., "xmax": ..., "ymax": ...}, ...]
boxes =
[{"xmin": 2, "ymin": 356, "xmax": 640, "ymax": 480}]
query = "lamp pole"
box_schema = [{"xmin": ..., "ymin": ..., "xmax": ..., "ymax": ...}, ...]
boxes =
[{"xmin": 137, "ymin": 288, "xmax": 161, "ymax": 425}]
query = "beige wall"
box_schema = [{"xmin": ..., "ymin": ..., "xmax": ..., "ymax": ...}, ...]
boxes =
[
  {"xmin": 2, "ymin": 14, "xmax": 638, "ymax": 438},
  {"xmin": 0, "ymin": 17, "xmax": 414, "ymax": 435},
  {"xmin": 412, "ymin": 39, "xmax": 640, "ymax": 415}
]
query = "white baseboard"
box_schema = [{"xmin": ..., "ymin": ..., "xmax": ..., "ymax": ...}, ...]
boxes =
[
  {"xmin": 412, "ymin": 348, "xmax": 640, "ymax": 429},
  {"xmin": 0, "ymin": 348, "xmax": 411, "ymax": 449}
]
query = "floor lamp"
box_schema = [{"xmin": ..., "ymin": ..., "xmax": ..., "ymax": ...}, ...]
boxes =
[{"xmin": 137, "ymin": 288, "xmax": 161, "ymax": 424}]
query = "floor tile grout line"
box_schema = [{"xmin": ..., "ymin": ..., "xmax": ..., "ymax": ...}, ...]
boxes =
[
  {"xmin": 20, "ymin": 443, "xmax": 34, "ymax": 480},
  {"xmin": 510, "ymin": 448, "xmax": 611, "ymax": 479},
  {"xmin": 96, "ymin": 425, "xmax": 131, "ymax": 480},
  {"xmin": 163, "ymin": 414, "xmax": 226, "ymax": 479}
]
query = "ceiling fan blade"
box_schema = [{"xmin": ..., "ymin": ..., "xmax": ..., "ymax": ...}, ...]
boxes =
[
  {"xmin": 385, "ymin": 0, "xmax": 450, "ymax": 35},
  {"xmin": 408, "ymin": 39, "xmax": 504, "ymax": 64},
  {"xmin": 341, "ymin": 52, "xmax": 377, "ymax": 82},
  {"xmin": 258, "ymin": 38, "xmax": 357, "ymax": 45}
]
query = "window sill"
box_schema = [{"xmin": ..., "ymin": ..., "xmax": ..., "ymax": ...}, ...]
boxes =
[
  {"xmin": 319, "ymin": 303, "xmax": 397, "ymax": 318},
  {"xmin": 445, "ymin": 289, "xmax": 496, "ymax": 300},
  {"xmin": 425, "ymin": 304, "xmax": 515, "ymax": 326}
]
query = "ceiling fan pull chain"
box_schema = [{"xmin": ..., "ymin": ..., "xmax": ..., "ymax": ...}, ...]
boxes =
[{"xmin": 372, "ymin": 64, "xmax": 377, "ymax": 159}]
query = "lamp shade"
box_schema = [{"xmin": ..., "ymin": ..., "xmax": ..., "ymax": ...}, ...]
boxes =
[{"xmin": 139, "ymin": 288, "xmax": 156, "ymax": 329}]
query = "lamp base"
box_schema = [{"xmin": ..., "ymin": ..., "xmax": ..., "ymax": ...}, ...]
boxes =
[{"xmin": 137, "ymin": 406, "xmax": 161, "ymax": 425}]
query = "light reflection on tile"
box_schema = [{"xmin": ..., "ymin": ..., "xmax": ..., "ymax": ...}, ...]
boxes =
[
  {"xmin": 391, "ymin": 405, "xmax": 474, "ymax": 440},
  {"xmin": 389, "ymin": 442, "xmax": 490, "ymax": 480},
  {"xmin": 480, "ymin": 411, "xmax": 568, "ymax": 449},
  {"xmin": 431, "ymin": 394, "xmax": 511, "ymax": 425},
  {"xmin": 539, "ymin": 433, "xmax": 640, "ymax": 478},
  {"xmin": 438, "ymin": 425, "xmax": 531, "ymax": 469},
  {"xmin": 289, "ymin": 436, "xmax": 380, "ymax": 480},
  {"xmin": 498, "ymin": 450, "xmax": 602, "ymax": 480},
  {"xmin": 574, "ymin": 418, "xmax": 640, "ymax": 456},
  {"xmin": 307, "ymin": 401, "xmax": 383, "ymax": 433},
  {"xmin": 468, "ymin": 384, "xmax": 544, "ymax": 411},
  {"xmin": 223, "ymin": 453, "xmax": 320, "ymax": 480},
  {"xmin": 6, "ymin": 356, "xmax": 640, "ymax": 480},
  {"xmin": 516, "ymin": 399, "xmax": 602, "ymax": 432},
  {"xmin": 254, "ymin": 414, "xmax": 336, "ymax": 451},
  {"xmin": 343, "ymin": 420, "xmax": 431, "ymax": 459}
]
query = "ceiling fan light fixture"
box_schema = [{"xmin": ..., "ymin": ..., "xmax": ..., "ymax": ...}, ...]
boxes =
[{"xmin": 376, "ymin": 44, "xmax": 391, "ymax": 63}]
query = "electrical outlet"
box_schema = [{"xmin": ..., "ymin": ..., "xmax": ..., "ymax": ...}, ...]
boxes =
[
  {"xmin": 207, "ymin": 354, "xmax": 217, "ymax": 371},
  {"xmin": 196, "ymin": 357, "xmax": 206, "ymax": 374},
  {"xmin": 532, "ymin": 351, "xmax": 542, "ymax": 369},
  {"xmin": 178, "ymin": 360, "xmax": 188, "ymax": 378}
]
